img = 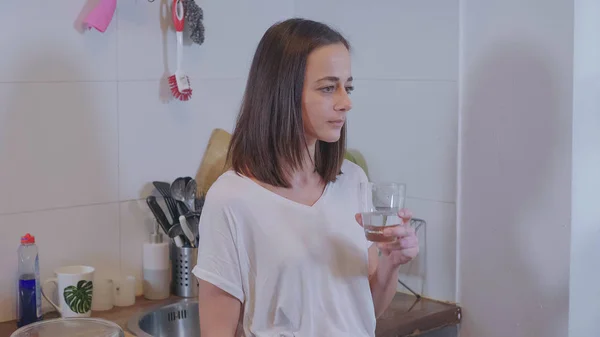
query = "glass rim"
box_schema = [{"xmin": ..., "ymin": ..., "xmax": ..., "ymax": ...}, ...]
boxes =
[
  {"xmin": 11, "ymin": 317, "xmax": 123, "ymax": 335},
  {"xmin": 54, "ymin": 265, "xmax": 95, "ymax": 275},
  {"xmin": 360, "ymin": 181, "xmax": 406, "ymax": 188}
]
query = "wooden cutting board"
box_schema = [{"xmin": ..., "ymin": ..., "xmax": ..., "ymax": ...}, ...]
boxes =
[{"xmin": 195, "ymin": 128, "xmax": 232, "ymax": 197}]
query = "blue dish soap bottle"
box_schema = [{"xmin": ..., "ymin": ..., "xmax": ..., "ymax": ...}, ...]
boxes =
[{"xmin": 16, "ymin": 233, "xmax": 41, "ymax": 327}]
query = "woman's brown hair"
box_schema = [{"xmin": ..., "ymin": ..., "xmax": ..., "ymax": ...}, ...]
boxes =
[{"xmin": 227, "ymin": 18, "xmax": 350, "ymax": 188}]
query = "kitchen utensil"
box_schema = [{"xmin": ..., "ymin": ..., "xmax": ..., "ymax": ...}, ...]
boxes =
[
  {"xmin": 195, "ymin": 128, "xmax": 232, "ymax": 197},
  {"xmin": 171, "ymin": 177, "xmax": 192, "ymax": 215},
  {"xmin": 169, "ymin": 0, "xmax": 192, "ymax": 101},
  {"xmin": 152, "ymin": 181, "xmax": 180, "ymax": 224},
  {"xmin": 145, "ymin": 196, "xmax": 172, "ymax": 236},
  {"xmin": 171, "ymin": 244, "xmax": 198, "ymax": 297},
  {"xmin": 41, "ymin": 266, "xmax": 95, "ymax": 318},
  {"xmin": 167, "ymin": 224, "xmax": 185, "ymax": 248},
  {"xmin": 170, "ymin": 177, "xmax": 187, "ymax": 203},
  {"xmin": 185, "ymin": 178, "xmax": 197, "ymax": 211},
  {"xmin": 184, "ymin": 212, "xmax": 200, "ymax": 246},
  {"xmin": 184, "ymin": 196, "xmax": 204, "ymax": 217},
  {"xmin": 10, "ymin": 317, "xmax": 124, "ymax": 337},
  {"xmin": 167, "ymin": 224, "xmax": 184, "ymax": 238},
  {"xmin": 177, "ymin": 200, "xmax": 191, "ymax": 215},
  {"xmin": 179, "ymin": 215, "xmax": 196, "ymax": 248}
]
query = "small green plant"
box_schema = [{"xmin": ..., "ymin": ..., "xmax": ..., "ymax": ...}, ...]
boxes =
[{"xmin": 345, "ymin": 149, "xmax": 369, "ymax": 179}]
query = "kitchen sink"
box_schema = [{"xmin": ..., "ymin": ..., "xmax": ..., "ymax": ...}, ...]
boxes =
[
  {"xmin": 126, "ymin": 298, "xmax": 458, "ymax": 337},
  {"xmin": 127, "ymin": 298, "xmax": 200, "ymax": 337}
]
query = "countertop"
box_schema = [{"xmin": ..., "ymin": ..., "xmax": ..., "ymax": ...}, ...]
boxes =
[{"xmin": 0, "ymin": 292, "xmax": 461, "ymax": 336}]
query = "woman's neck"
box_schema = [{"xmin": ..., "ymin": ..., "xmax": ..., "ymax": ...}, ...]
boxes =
[
  {"xmin": 251, "ymin": 137, "xmax": 325, "ymax": 206},
  {"xmin": 288, "ymin": 137, "xmax": 320, "ymax": 188}
]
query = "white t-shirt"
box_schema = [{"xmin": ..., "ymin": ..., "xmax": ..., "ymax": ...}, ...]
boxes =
[{"xmin": 192, "ymin": 160, "xmax": 376, "ymax": 337}]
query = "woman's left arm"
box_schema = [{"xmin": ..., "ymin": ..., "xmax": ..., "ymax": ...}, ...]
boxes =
[{"xmin": 356, "ymin": 210, "xmax": 419, "ymax": 318}]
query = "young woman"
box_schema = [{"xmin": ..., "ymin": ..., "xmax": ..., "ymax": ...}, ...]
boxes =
[{"xmin": 192, "ymin": 18, "xmax": 419, "ymax": 337}]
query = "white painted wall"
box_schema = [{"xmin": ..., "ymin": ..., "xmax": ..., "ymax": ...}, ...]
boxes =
[
  {"xmin": 458, "ymin": 0, "xmax": 573, "ymax": 336},
  {"xmin": 0, "ymin": 0, "xmax": 459, "ymax": 322},
  {"xmin": 569, "ymin": 0, "xmax": 600, "ymax": 335}
]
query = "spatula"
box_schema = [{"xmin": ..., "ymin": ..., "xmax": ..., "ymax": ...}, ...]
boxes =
[
  {"xmin": 152, "ymin": 181, "xmax": 180, "ymax": 224},
  {"xmin": 145, "ymin": 196, "xmax": 172, "ymax": 235}
]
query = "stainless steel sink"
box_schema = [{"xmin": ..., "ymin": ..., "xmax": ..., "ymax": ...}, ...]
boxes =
[{"xmin": 127, "ymin": 298, "xmax": 200, "ymax": 337}]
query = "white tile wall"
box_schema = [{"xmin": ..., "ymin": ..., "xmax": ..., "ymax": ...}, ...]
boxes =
[
  {"xmin": 0, "ymin": 0, "xmax": 458, "ymax": 322},
  {"xmin": 117, "ymin": 0, "xmax": 294, "ymax": 81},
  {"xmin": 0, "ymin": 82, "xmax": 119, "ymax": 215},
  {"xmin": 0, "ymin": 0, "xmax": 117, "ymax": 82},
  {"xmin": 295, "ymin": 0, "xmax": 459, "ymax": 81},
  {"xmin": 347, "ymin": 80, "xmax": 458, "ymax": 203},
  {"xmin": 118, "ymin": 79, "xmax": 244, "ymax": 200}
]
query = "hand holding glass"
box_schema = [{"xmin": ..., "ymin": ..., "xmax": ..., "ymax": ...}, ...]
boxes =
[{"xmin": 359, "ymin": 182, "xmax": 406, "ymax": 242}]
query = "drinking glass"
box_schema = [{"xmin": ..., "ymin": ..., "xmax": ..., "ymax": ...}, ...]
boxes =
[{"xmin": 359, "ymin": 182, "xmax": 406, "ymax": 242}]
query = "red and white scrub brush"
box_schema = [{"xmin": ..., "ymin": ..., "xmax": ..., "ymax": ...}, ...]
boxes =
[{"xmin": 169, "ymin": 0, "xmax": 192, "ymax": 101}]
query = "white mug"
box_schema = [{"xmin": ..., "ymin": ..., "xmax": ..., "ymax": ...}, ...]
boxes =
[{"xmin": 41, "ymin": 265, "xmax": 95, "ymax": 318}]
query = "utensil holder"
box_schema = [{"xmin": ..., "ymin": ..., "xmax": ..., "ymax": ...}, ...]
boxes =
[{"xmin": 170, "ymin": 243, "xmax": 199, "ymax": 298}]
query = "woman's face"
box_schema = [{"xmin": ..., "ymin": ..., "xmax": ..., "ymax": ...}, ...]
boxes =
[{"xmin": 302, "ymin": 43, "xmax": 353, "ymax": 144}]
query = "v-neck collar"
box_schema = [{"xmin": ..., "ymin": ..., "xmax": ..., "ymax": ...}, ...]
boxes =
[{"xmin": 235, "ymin": 172, "xmax": 331, "ymax": 210}]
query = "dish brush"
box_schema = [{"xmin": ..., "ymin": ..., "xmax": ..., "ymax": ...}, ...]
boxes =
[{"xmin": 169, "ymin": 0, "xmax": 192, "ymax": 101}]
